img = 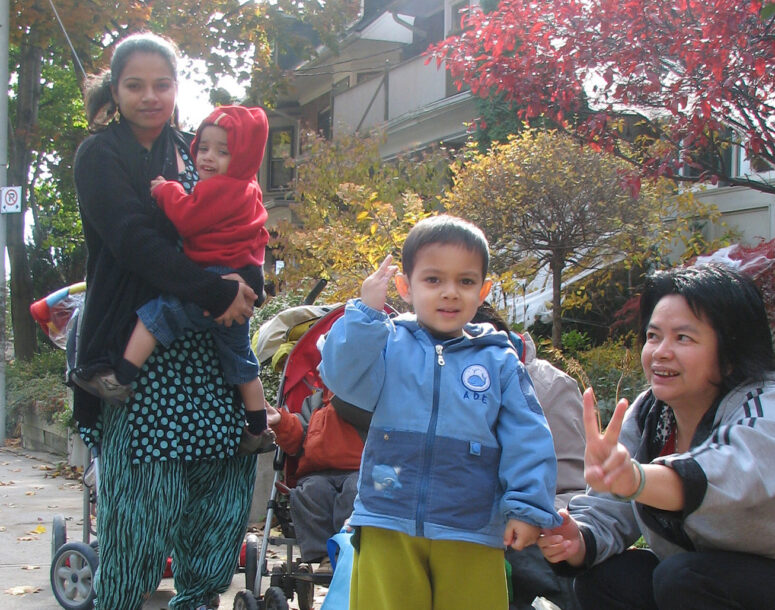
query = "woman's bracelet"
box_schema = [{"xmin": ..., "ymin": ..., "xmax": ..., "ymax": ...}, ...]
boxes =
[{"xmin": 612, "ymin": 458, "xmax": 646, "ymax": 502}]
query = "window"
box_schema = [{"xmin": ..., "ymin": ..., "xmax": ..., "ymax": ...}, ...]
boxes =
[
  {"xmin": 678, "ymin": 128, "xmax": 734, "ymax": 184},
  {"xmin": 267, "ymin": 127, "xmax": 295, "ymax": 191},
  {"xmin": 318, "ymin": 107, "xmax": 331, "ymax": 140},
  {"xmin": 449, "ymin": 1, "xmax": 473, "ymax": 36},
  {"xmin": 357, "ymin": 71, "xmax": 382, "ymax": 84}
]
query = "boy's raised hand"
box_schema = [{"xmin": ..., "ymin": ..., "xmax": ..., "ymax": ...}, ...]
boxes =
[{"xmin": 361, "ymin": 255, "xmax": 398, "ymax": 311}]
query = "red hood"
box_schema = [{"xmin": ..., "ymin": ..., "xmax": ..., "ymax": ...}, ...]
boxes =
[{"xmin": 190, "ymin": 105, "xmax": 268, "ymax": 181}]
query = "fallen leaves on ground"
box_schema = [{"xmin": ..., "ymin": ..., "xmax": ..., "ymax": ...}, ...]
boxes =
[
  {"xmin": 44, "ymin": 463, "xmax": 83, "ymax": 480},
  {"xmin": 4, "ymin": 585, "xmax": 41, "ymax": 596},
  {"xmin": 0, "ymin": 480, "xmax": 14, "ymax": 486},
  {"xmin": 20, "ymin": 565, "xmax": 40, "ymax": 571}
]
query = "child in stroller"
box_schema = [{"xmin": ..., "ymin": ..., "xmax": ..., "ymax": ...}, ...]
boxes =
[{"xmin": 266, "ymin": 386, "xmax": 368, "ymax": 573}]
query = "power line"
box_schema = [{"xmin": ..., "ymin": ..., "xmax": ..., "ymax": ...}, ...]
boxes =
[
  {"xmin": 292, "ymin": 45, "xmax": 404, "ymax": 76},
  {"xmin": 47, "ymin": 0, "xmax": 86, "ymax": 81}
]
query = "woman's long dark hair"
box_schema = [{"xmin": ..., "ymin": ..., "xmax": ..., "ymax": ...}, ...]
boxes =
[
  {"xmin": 639, "ymin": 263, "xmax": 775, "ymax": 391},
  {"xmin": 82, "ymin": 32, "xmax": 180, "ymax": 132}
]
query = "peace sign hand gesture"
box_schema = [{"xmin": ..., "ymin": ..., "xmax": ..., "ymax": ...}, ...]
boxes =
[{"xmin": 582, "ymin": 387, "xmax": 639, "ymax": 497}]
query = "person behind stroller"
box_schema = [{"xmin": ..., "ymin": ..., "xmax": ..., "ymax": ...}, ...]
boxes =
[{"xmin": 266, "ymin": 386, "xmax": 370, "ymax": 573}]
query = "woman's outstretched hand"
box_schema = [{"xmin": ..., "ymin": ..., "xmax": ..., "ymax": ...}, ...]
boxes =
[
  {"xmin": 537, "ymin": 509, "xmax": 585, "ymax": 566},
  {"xmin": 361, "ymin": 255, "xmax": 398, "ymax": 311},
  {"xmin": 583, "ymin": 388, "xmax": 639, "ymax": 497}
]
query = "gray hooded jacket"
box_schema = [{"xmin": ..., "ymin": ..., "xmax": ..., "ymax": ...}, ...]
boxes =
[{"xmin": 569, "ymin": 375, "xmax": 775, "ymax": 565}]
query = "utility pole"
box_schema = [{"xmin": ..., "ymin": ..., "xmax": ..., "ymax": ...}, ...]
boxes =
[{"xmin": 0, "ymin": 0, "xmax": 9, "ymax": 444}]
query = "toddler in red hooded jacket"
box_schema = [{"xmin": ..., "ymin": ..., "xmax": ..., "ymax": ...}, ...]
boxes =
[{"xmin": 74, "ymin": 105, "xmax": 274, "ymax": 455}]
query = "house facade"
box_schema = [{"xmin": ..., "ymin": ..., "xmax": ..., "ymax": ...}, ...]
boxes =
[
  {"xmin": 259, "ymin": 0, "xmax": 775, "ymax": 287},
  {"xmin": 259, "ymin": 0, "xmax": 480, "ymax": 241}
]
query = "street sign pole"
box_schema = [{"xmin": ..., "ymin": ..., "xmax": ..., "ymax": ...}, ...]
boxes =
[{"xmin": 0, "ymin": 0, "xmax": 10, "ymax": 444}]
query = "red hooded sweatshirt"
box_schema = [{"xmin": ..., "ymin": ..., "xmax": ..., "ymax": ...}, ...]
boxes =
[{"xmin": 153, "ymin": 105, "xmax": 270, "ymax": 267}]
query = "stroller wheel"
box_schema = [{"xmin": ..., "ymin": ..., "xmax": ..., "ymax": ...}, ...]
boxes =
[
  {"xmin": 52, "ymin": 514, "xmax": 67, "ymax": 557},
  {"xmin": 233, "ymin": 589, "xmax": 258, "ymax": 610},
  {"xmin": 244, "ymin": 534, "xmax": 259, "ymax": 592},
  {"xmin": 263, "ymin": 586, "xmax": 289, "ymax": 610},
  {"xmin": 270, "ymin": 562, "xmax": 287, "ymax": 588},
  {"xmin": 50, "ymin": 541, "xmax": 98, "ymax": 610},
  {"xmin": 295, "ymin": 563, "xmax": 315, "ymax": 610}
]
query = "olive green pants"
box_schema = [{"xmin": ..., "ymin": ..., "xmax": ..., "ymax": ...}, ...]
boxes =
[{"xmin": 350, "ymin": 526, "xmax": 508, "ymax": 610}]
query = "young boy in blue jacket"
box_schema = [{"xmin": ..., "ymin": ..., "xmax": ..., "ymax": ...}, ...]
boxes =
[{"xmin": 319, "ymin": 215, "xmax": 561, "ymax": 610}]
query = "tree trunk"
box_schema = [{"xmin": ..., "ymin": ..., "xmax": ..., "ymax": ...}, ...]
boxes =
[
  {"xmin": 7, "ymin": 33, "xmax": 42, "ymax": 361},
  {"xmin": 550, "ymin": 252, "xmax": 564, "ymax": 349}
]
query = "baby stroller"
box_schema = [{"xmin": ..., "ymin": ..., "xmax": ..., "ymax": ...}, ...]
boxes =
[
  {"xmin": 234, "ymin": 299, "xmax": 395, "ymax": 610},
  {"xmin": 30, "ymin": 283, "xmax": 100, "ymax": 609}
]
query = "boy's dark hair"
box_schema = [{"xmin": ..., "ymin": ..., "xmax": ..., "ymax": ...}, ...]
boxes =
[
  {"xmin": 402, "ymin": 214, "xmax": 489, "ymax": 278},
  {"xmin": 639, "ymin": 263, "xmax": 775, "ymax": 391}
]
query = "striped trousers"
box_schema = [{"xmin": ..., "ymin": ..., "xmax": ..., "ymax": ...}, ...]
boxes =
[{"xmin": 93, "ymin": 407, "xmax": 257, "ymax": 610}]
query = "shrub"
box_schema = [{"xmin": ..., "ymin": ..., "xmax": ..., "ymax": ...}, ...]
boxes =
[
  {"xmin": 561, "ymin": 329, "xmax": 591, "ymax": 356},
  {"xmin": 5, "ymin": 348, "xmax": 70, "ymax": 436},
  {"xmin": 574, "ymin": 337, "xmax": 647, "ymax": 428}
]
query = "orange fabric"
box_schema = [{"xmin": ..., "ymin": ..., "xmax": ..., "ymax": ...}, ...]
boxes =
[{"xmin": 272, "ymin": 390, "xmax": 365, "ymax": 481}]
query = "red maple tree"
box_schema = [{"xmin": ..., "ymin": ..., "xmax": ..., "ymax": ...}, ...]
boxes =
[{"xmin": 429, "ymin": 0, "xmax": 775, "ymax": 195}]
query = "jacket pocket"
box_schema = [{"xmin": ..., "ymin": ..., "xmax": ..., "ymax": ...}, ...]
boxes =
[
  {"xmin": 426, "ymin": 436, "xmax": 500, "ymax": 530},
  {"xmin": 358, "ymin": 428, "xmax": 423, "ymax": 520}
]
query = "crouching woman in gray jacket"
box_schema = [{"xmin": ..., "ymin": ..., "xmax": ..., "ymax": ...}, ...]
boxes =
[{"xmin": 538, "ymin": 263, "xmax": 775, "ymax": 610}]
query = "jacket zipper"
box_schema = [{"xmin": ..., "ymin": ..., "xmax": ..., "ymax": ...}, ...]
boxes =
[{"xmin": 416, "ymin": 343, "xmax": 445, "ymax": 536}]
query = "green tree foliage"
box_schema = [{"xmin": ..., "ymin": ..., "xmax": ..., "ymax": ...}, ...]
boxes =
[
  {"xmin": 274, "ymin": 131, "xmax": 451, "ymax": 303},
  {"xmin": 441, "ymin": 128, "xmax": 722, "ymax": 347},
  {"xmin": 24, "ymin": 50, "xmax": 89, "ymax": 294}
]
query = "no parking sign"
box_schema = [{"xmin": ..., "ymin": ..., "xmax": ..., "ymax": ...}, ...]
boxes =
[{"xmin": 1, "ymin": 186, "xmax": 21, "ymax": 213}]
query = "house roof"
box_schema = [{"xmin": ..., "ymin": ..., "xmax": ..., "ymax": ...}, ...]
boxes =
[{"xmin": 376, "ymin": 0, "xmax": 442, "ymax": 20}]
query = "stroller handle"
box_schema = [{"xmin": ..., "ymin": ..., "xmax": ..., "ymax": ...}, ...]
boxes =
[{"xmin": 303, "ymin": 279, "xmax": 328, "ymax": 305}]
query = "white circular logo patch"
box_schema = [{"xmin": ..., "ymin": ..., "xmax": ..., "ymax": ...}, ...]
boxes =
[{"xmin": 461, "ymin": 364, "xmax": 491, "ymax": 392}]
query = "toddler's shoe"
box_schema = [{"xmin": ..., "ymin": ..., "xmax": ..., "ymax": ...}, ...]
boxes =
[
  {"xmin": 72, "ymin": 370, "xmax": 132, "ymax": 405},
  {"xmin": 238, "ymin": 427, "xmax": 276, "ymax": 456}
]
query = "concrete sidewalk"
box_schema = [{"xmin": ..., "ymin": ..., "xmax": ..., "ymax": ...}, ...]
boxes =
[
  {"xmin": 0, "ymin": 443, "xmax": 324, "ymax": 610},
  {"xmin": 0, "ymin": 443, "xmax": 559, "ymax": 610}
]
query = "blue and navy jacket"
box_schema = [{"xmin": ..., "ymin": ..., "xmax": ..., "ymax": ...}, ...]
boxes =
[{"xmin": 319, "ymin": 299, "xmax": 562, "ymax": 548}]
